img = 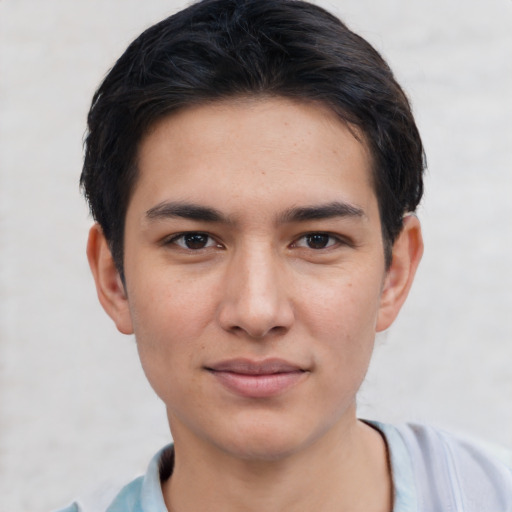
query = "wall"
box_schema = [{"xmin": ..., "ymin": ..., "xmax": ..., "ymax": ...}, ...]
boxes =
[{"xmin": 0, "ymin": 1, "xmax": 511, "ymax": 510}]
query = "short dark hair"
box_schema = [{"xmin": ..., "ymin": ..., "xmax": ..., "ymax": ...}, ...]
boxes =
[{"xmin": 82, "ymin": 0, "xmax": 425, "ymax": 276}]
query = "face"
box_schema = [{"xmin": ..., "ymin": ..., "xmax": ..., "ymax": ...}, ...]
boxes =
[{"xmin": 90, "ymin": 97, "xmax": 421, "ymax": 461}]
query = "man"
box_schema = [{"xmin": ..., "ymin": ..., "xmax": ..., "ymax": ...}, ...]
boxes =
[{"xmin": 59, "ymin": 0, "xmax": 512, "ymax": 510}]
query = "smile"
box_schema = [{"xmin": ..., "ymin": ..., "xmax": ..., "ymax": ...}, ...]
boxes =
[{"xmin": 205, "ymin": 358, "xmax": 308, "ymax": 398}]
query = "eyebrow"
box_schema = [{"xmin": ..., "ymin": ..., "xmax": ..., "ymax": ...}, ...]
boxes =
[
  {"xmin": 279, "ymin": 201, "xmax": 365, "ymax": 223},
  {"xmin": 146, "ymin": 201, "xmax": 227, "ymax": 223},
  {"xmin": 145, "ymin": 200, "xmax": 365, "ymax": 225}
]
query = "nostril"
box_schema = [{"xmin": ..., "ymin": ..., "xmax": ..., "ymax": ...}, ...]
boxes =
[
  {"xmin": 226, "ymin": 323, "xmax": 289, "ymax": 339},
  {"xmin": 268, "ymin": 325, "xmax": 287, "ymax": 335}
]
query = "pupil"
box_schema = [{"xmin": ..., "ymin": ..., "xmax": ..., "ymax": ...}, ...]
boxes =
[
  {"xmin": 307, "ymin": 234, "xmax": 329, "ymax": 249},
  {"xmin": 185, "ymin": 233, "xmax": 208, "ymax": 249}
]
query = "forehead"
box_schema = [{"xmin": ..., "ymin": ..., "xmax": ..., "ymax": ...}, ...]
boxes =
[{"xmin": 131, "ymin": 97, "xmax": 377, "ymax": 221}]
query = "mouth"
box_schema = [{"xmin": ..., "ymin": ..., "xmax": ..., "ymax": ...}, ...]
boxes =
[{"xmin": 205, "ymin": 358, "xmax": 308, "ymax": 398}]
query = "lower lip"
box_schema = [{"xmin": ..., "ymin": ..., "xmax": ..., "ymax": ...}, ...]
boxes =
[{"xmin": 209, "ymin": 370, "xmax": 306, "ymax": 398}]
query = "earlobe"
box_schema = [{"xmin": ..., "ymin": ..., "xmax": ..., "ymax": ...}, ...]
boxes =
[
  {"xmin": 376, "ymin": 214, "xmax": 423, "ymax": 332},
  {"xmin": 86, "ymin": 224, "xmax": 134, "ymax": 335}
]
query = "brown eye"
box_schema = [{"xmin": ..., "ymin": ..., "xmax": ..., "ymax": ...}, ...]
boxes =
[
  {"xmin": 183, "ymin": 233, "xmax": 209, "ymax": 249},
  {"xmin": 293, "ymin": 233, "xmax": 340, "ymax": 250},
  {"xmin": 305, "ymin": 233, "xmax": 332, "ymax": 249},
  {"xmin": 305, "ymin": 233, "xmax": 330, "ymax": 249},
  {"xmin": 170, "ymin": 232, "xmax": 218, "ymax": 250}
]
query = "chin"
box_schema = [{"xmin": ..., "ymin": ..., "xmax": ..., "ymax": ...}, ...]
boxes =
[
  {"xmin": 209, "ymin": 412, "xmax": 330, "ymax": 462},
  {"xmin": 220, "ymin": 434, "xmax": 306, "ymax": 462}
]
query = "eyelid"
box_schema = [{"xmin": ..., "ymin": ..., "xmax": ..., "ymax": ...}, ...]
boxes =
[
  {"xmin": 291, "ymin": 232, "xmax": 338, "ymax": 248},
  {"xmin": 163, "ymin": 231, "xmax": 223, "ymax": 250}
]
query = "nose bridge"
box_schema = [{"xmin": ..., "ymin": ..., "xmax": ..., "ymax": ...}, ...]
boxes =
[{"xmin": 218, "ymin": 239, "xmax": 293, "ymax": 338}]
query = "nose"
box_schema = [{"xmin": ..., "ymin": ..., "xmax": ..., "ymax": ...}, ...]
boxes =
[{"xmin": 217, "ymin": 244, "xmax": 294, "ymax": 339}]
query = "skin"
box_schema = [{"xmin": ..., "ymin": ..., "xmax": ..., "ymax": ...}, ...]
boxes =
[{"xmin": 87, "ymin": 97, "xmax": 423, "ymax": 512}]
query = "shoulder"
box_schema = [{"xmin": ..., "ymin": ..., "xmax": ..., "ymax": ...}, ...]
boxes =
[
  {"xmin": 54, "ymin": 444, "xmax": 172, "ymax": 512},
  {"xmin": 104, "ymin": 476, "xmax": 145, "ymax": 512},
  {"xmin": 379, "ymin": 422, "xmax": 512, "ymax": 511},
  {"xmin": 53, "ymin": 477, "xmax": 144, "ymax": 512},
  {"xmin": 394, "ymin": 423, "xmax": 512, "ymax": 478}
]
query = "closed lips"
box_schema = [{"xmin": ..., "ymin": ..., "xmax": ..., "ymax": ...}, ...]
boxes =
[
  {"xmin": 205, "ymin": 358, "xmax": 308, "ymax": 398},
  {"xmin": 205, "ymin": 358, "xmax": 306, "ymax": 375}
]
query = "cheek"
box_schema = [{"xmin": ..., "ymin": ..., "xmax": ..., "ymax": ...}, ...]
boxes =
[
  {"xmin": 129, "ymin": 268, "xmax": 217, "ymax": 342},
  {"xmin": 126, "ymin": 275, "xmax": 217, "ymax": 394},
  {"xmin": 298, "ymin": 270, "xmax": 383, "ymax": 380},
  {"xmin": 299, "ymin": 270, "xmax": 383, "ymax": 340}
]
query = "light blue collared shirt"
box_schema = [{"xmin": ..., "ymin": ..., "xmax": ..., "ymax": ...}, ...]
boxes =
[{"xmin": 57, "ymin": 422, "xmax": 512, "ymax": 512}]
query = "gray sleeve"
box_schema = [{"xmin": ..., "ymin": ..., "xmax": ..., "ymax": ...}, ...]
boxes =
[{"xmin": 396, "ymin": 423, "xmax": 512, "ymax": 512}]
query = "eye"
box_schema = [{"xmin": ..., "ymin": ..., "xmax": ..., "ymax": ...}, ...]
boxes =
[
  {"xmin": 293, "ymin": 233, "xmax": 339, "ymax": 250},
  {"xmin": 168, "ymin": 232, "xmax": 219, "ymax": 250}
]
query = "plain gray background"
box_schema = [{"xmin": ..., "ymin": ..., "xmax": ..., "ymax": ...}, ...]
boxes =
[{"xmin": 1, "ymin": 1, "xmax": 511, "ymax": 510}]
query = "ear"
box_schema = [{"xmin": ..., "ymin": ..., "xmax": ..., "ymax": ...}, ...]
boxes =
[
  {"xmin": 86, "ymin": 223, "xmax": 134, "ymax": 335},
  {"xmin": 376, "ymin": 214, "xmax": 423, "ymax": 332}
]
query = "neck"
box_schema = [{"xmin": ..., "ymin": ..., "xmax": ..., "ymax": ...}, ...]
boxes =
[{"xmin": 162, "ymin": 416, "xmax": 392, "ymax": 512}]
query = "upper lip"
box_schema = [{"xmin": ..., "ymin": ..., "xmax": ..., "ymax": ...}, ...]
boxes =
[{"xmin": 206, "ymin": 358, "xmax": 305, "ymax": 375}]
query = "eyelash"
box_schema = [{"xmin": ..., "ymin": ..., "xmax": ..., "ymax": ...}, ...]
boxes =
[
  {"xmin": 291, "ymin": 232, "xmax": 346, "ymax": 250},
  {"xmin": 164, "ymin": 232, "xmax": 221, "ymax": 250},
  {"xmin": 164, "ymin": 231, "xmax": 348, "ymax": 251}
]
